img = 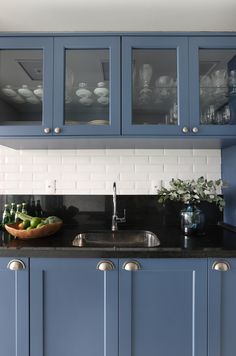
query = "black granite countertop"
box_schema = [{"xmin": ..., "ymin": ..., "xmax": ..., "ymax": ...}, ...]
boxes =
[{"xmin": 1, "ymin": 222, "xmax": 236, "ymax": 258}]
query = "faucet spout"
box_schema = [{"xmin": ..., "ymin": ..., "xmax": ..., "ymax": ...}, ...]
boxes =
[
  {"xmin": 111, "ymin": 182, "xmax": 126, "ymax": 231},
  {"xmin": 113, "ymin": 182, "xmax": 117, "ymax": 216}
]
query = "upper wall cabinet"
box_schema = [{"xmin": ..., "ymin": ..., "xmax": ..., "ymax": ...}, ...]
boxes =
[
  {"xmin": 189, "ymin": 37, "xmax": 236, "ymax": 136},
  {"xmin": 0, "ymin": 37, "xmax": 53, "ymax": 136},
  {"xmin": 122, "ymin": 36, "xmax": 189, "ymax": 135},
  {"xmin": 1, "ymin": 34, "xmax": 236, "ymax": 139},
  {"xmin": 53, "ymin": 37, "xmax": 120, "ymax": 136}
]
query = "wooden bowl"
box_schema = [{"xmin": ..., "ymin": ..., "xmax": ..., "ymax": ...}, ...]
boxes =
[{"xmin": 5, "ymin": 221, "xmax": 63, "ymax": 240}]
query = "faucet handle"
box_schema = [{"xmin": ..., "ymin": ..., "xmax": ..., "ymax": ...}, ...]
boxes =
[{"xmin": 118, "ymin": 209, "xmax": 126, "ymax": 223}]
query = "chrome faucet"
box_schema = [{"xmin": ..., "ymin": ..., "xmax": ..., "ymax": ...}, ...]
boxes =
[{"xmin": 112, "ymin": 182, "xmax": 126, "ymax": 231}]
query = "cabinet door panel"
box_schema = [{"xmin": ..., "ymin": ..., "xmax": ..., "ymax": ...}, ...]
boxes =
[
  {"xmin": 0, "ymin": 258, "xmax": 29, "ymax": 356},
  {"xmin": 30, "ymin": 258, "xmax": 118, "ymax": 356},
  {"xmin": 208, "ymin": 258, "xmax": 236, "ymax": 356},
  {"xmin": 189, "ymin": 37, "xmax": 236, "ymax": 136},
  {"xmin": 0, "ymin": 37, "xmax": 53, "ymax": 136},
  {"xmin": 54, "ymin": 37, "xmax": 120, "ymax": 135},
  {"xmin": 119, "ymin": 258, "xmax": 207, "ymax": 356},
  {"xmin": 122, "ymin": 36, "xmax": 189, "ymax": 135}
]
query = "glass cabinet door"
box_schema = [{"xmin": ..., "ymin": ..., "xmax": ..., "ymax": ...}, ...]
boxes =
[
  {"xmin": 53, "ymin": 37, "xmax": 120, "ymax": 135},
  {"xmin": 189, "ymin": 37, "xmax": 236, "ymax": 135},
  {"xmin": 122, "ymin": 37, "xmax": 189, "ymax": 135},
  {"xmin": 0, "ymin": 37, "xmax": 53, "ymax": 136}
]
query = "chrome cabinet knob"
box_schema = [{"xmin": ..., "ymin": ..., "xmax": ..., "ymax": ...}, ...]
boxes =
[
  {"xmin": 122, "ymin": 260, "xmax": 141, "ymax": 271},
  {"xmin": 54, "ymin": 127, "xmax": 61, "ymax": 134},
  {"xmin": 192, "ymin": 127, "xmax": 199, "ymax": 133},
  {"xmin": 7, "ymin": 259, "xmax": 26, "ymax": 271},
  {"xmin": 182, "ymin": 126, "xmax": 189, "ymax": 134},
  {"xmin": 43, "ymin": 127, "xmax": 51, "ymax": 134},
  {"xmin": 96, "ymin": 260, "xmax": 115, "ymax": 271},
  {"xmin": 212, "ymin": 261, "xmax": 230, "ymax": 272}
]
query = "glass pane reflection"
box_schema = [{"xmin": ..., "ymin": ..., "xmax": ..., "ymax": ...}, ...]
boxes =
[
  {"xmin": 64, "ymin": 49, "xmax": 110, "ymax": 126},
  {"xmin": 0, "ymin": 50, "xmax": 43, "ymax": 125},
  {"xmin": 132, "ymin": 49, "xmax": 178, "ymax": 125},
  {"xmin": 199, "ymin": 49, "xmax": 236, "ymax": 125}
]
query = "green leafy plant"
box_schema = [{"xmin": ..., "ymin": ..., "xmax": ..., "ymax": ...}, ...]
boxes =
[{"xmin": 157, "ymin": 177, "xmax": 225, "ymax": 211}]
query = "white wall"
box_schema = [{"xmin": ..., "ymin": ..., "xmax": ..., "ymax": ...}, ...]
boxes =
[
  {"xmin": 0, "ymin": 146, "xmax": 221, "ymax": 195},
  {"xmin": 0, "ymin": 0, "xmax": 235, "ymax": 32}
]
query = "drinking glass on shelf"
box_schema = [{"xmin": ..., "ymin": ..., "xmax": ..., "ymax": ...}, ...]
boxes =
[
  {"xmin": 200, "ymin": 75, "xmax": 212, "ymax": 99},
  {"xmin": 222, "ymin": 105, "xmax": 231, "ymax": 124},
  {"xmin": 139, "ymin": 64, "xmax": 153, "ymax": 88},
  {"xmin": 229, "ymin": 70, "xmax": 236, "ymax": 95},
  {"xmin": 207, "ymin": 105, "xmax": 215, "ymax": 124},
  {"xmin": 138, "ymin": 64, "xmax": 153, "ymax": 104},
  {"xmin": 211, "ymin": 70, "xmax": 228, "ymax": 96}
]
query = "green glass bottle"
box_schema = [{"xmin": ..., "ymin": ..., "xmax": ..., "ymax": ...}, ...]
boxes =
[
  {"xmin": 15, "ymin": 204, "xmax": 22, "ymax": 223},
  {"xmin": 36, "ymin": 200, "xmax": 43, "ymax": 217},
  {"xmin": 10, "ymin": 202, "xmax": 16, "ymax": 223},
  {"xmin": 21, "ymin": 202, "xmax": 28, "ymax": 215},
  {"xmin": 2, "ymin": 204, "xmax": 11, "ymax": 224}
]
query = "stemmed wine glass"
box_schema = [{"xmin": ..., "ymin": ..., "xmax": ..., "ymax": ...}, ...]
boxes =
[{"xmin": 138, "ymin": 64, "xmax": 153, "ymax": 104}]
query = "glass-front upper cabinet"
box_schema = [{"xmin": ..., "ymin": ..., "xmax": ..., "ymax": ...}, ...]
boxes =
[
  {"xmin": 189, "ymin": 37, "xmax": 236, "ymax": 135},
  {"xmin": 53, "ymin": 37, "xmax": 120, "ymax": 135},
  {"xmin": 122, "ymin": 37, "xmax": 189, "ymax": 135},
  {"xmin": 0, "ymin": 37, "xmax": 53, "ymax": 136}
]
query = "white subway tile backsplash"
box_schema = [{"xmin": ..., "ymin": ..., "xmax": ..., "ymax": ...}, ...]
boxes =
[
  {"xmin": 0, "ymin": 146, "xmax": 222, "ymax": 195},
  {"xmin": 91, "ymin": 156, "xmax": 120, "ymax": 165},
  {"xmin": 121, "ymin": 156, "xmax": 149, "ymax": 164},
  {"xmin": 149, "ymin": 156, "xmax": 178, "ymax": 164},
  {"xmin": 120, "ymin": 172, "xmax": 148, "ymax": 181},
  {"xmin": 164, "ymin": 164, "xmax": 193, "ymax": 173},
  {"xmin": 135, "ymin": 149, "xmax": 164, "ymax": 156},
  {"xmin": 0, "ymin": 164, "xmax": 19, "ymax": 173},
  {"xmin": 164, "ymin": 149, "xmax": 193, "ymax": 157},
  {"xmin": 193, "ymin": 149, "xmax": 221, "ymax": 157},
  {"xmin": 178, "ymin": 156, "xmax": 207, "ymax": 165},
  {"xmin": 62, "ymin": 172, "xmax": 90, "ymax": 181},
  {"xmin": 107, "ymin": 165, "xmax": 135, "ymax": 173},
  {"xmin": 194, "ymin": 164, "xmax": 221, "ymax": 173},
  {"xmin": 135, "ymin": 164, "xmax": 164, "ymax": 173}
]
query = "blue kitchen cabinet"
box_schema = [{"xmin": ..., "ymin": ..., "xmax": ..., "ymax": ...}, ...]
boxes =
[
  {"xmin": 0, "ymin": 37, "xmax": 53, "ymax": 136},
  {"xmin": 208, "ymin": 258, "xmax": 236, "ymax": 356},
  {"xmin": 30, "ymin": 258, "xmax": 118, "ymax": 356},
  {"xmin": 0, "ymin": 258, "xmax": 29, "ymax": 356},
  {"xmin": 1, "ymin": 33, "xmax": 236, "ymax": 140},
  {"xmin": 53, "ymin": 36, "xmax": 120, "ymax": 136},
  {"xmin": 122, "ymin": 36, "xmax": 189, "ymax": 136},
  {"xmin": 119, "ymin": 258, "xmax": 208, "ymax": 356},
  {"xmin": 189, "ymin": 37, "xmax": 236, "ymax": 136}
]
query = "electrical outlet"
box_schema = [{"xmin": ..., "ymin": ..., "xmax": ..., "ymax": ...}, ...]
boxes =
[
  {"xmin": 46, "ymin": 179, "xmax": 56, "ymax": 194},
  {"xmin": 150, "ymin": 180, "xmax": 161, "ymax": 194}
]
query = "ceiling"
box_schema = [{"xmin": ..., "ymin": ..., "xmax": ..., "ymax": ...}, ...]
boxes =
[{"xmin": 0, "ymin": 0, "xmax": 236, "ymax": 32}]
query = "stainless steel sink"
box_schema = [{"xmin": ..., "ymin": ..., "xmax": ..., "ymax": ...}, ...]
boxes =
[{"xmin": 72, "ymin": 230, "xmax": 160, "ymax": 248}]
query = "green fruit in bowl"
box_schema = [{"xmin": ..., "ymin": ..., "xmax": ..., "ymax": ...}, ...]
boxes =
[
  {"xmin": 30, "ymin": 217, "xmax": 42, "ymax": 228},
  {"xmin": 36, "ymin": 222, "xmax": 45, "ymax": 228},
  {"xmin": 27, "ymin": 226, "xmax": 33, "ymax": 230},
  {"xmin": 23, "ymin": 220, "xmax": 30, "ymax": 229}
]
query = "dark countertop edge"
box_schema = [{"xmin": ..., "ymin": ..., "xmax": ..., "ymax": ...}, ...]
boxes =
[
  {"xmin": 218, "ymin": 222, "xmax": 236, "ymax": 233},
  {"xmin": 1, "ymin": 247, "xmax": 236, "ymax": 258}
]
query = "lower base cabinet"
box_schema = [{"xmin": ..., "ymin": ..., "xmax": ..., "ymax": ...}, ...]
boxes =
[
  {"xmin": 119, "ymin": 258, "xmax": 208, "ymax": 356},
  {"xmin": 30, "ymin": 258, "xmax": 207, "ymax": 356},
  {"xmin": 30, "ymin": 258, "xmax": 118, "ymax": 356},
  {"xmin": 1, "ymin": 257, "xmax": 234, "ymax": 356},
  {"xmin": 0, "ymin": 258, "xmax": 29, "ymax": 356},
  {"xmin": 208, "ymin": 258, "xmax": 236, "ymax": 356}
]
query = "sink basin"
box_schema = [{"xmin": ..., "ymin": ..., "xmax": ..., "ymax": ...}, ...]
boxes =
[{"xmin": 72, "ymin": 230, "xmax": 160, "ymax": 248}]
